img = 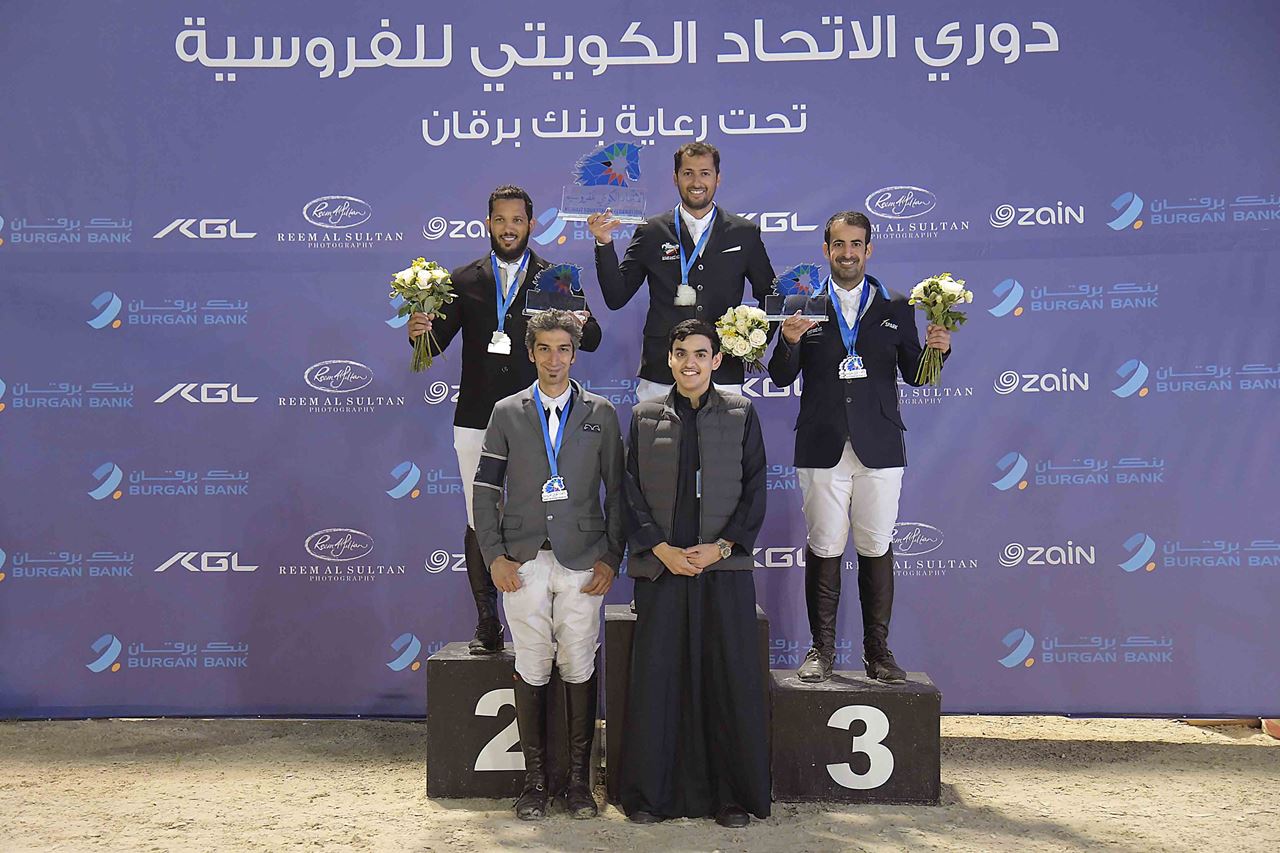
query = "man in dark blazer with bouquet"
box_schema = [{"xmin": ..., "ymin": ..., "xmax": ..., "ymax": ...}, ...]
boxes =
[
  {"xmin": 767, "ymin": 211, "xmax": 950, "ymax": 685},
  {"xmin": 407, "ymin": 185, "xmax": 603, "ymax": 656}
]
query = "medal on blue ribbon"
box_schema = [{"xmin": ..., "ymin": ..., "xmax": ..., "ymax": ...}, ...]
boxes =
[
  {"xmin": 488, "ymin": 250, "xmax": 529, "ymax": 354},
  {"xmin": 831, "ymin": 276, "xmax": 872, "ymax": 380},
  {"xmin": 532, "ymin": 384, "xmax": 572, "ymax": 502},
  {"xmin": 673, "ymin": 205, "xmax": 715, "ymax": 306}
]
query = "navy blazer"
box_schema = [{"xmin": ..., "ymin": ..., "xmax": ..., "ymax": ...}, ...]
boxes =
[
  {"xmin": 595, "ymin": 207, "xmax": 774, "ymax": 385},
  {"xmin": 767, "ymin": 274, "xmax": 945, "ymax": 469}
]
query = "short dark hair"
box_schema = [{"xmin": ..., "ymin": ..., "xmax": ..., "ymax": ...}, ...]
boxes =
[
  {"xmin": 823, "ymin": 211, "xmax": 872, "ymax": 245},
  {"xmin": 525, "ymin": 309, "xmax": 582, "ymax": 352},
  {"xmin": 673, "ymin": 142, "xmax": 720, "ymax": 174},
  {"xmin": 668, "ymin": 318, "xmax": 720, "ymax": 356},
  {"xmin": 488, "ymin": 185, "xmax": 534, "ymax": 220}
]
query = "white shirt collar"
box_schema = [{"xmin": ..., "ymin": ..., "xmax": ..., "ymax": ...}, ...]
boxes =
[
  {"xmin": 538, "ymin": 384, "xmax": 572, "ymax": 412},
  {"xmin": 678, "ymin": 203, "xmax": 716, "ymax": 238},
  {"xmin": 832, "ymin": 277, "xmax": 866, "ymax": 301}
]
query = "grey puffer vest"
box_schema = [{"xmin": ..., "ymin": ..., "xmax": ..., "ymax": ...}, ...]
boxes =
[{"xmin": 628, "ymin": 387, "xmax": 754, "ymax": 578}]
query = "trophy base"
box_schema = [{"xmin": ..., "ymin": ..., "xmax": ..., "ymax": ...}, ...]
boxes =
[
  {"xmin": 557, "ymin": 212, "xmax": 646, "ymax": 225},
  {"xmin": 524, "ymin": 292, "xmax": 588, "ymax": 316},
  {"xmin": 764, "ymin": 294, "xmax": 831, "ymax": 322}
]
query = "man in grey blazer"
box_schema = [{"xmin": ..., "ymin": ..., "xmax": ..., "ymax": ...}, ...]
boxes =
[{"xmin": 472, "ymin": 310, "xmax": 625, "ymax": 821}]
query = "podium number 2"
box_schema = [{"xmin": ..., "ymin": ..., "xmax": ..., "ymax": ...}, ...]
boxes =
[
  {"xmin": 826, "ymin": 704, "xmax": 893, "ymax": 789},
  {"xmin": 474, "ymin": 688, "xmax": 525, "ymax": 772}
]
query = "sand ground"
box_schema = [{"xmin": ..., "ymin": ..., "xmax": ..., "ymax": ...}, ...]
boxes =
[{"xmin": 1, "ymin": 716, "xmax": 1277, "ymax": 852}]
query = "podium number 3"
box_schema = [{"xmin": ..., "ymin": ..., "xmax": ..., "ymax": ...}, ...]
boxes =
[
  {"xmin": 826, "ymin": 704, "xmax": 893, "ymax": 789},
  {"xmin": 474, "ymin": 688, "xmax": 525, "ymax": 772}
]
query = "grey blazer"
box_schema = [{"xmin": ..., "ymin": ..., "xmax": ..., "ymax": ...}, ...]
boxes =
[{"xmin": 472, "ymin": 379, "xmax": 625, "ymax": 572}]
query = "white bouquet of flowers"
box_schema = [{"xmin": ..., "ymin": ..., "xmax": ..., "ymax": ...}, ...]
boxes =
[
  {"xmin": 907, "ymin": 272, "xmax": 972, "ymax": 386},
  {"xmin": 389, "ymin": 258, "xmax": 457, "ymax": 372},
  {"xmin": 715, "ymin": 304, "xmax": 769, "ymax": 372}
]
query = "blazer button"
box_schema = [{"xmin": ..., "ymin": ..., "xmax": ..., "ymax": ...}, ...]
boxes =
[
  {"xmin": 845, "ymin": 397, "xmax": 852, "ymax": 403},
  {"xmin": 696, "ymin": 305, "xmax": 703, "ymax": 312},
  {"xmin": 501, "ymin": 366, "xmax": 509, "ymax": 373},
  {"xmin": 546, "ymin": 514, "xmax": 554, "ymax": 520},
  {"xmin": 697, "ymin": 264, "xmax": 704, "ymax": 271},
  {"xmin": 696, "ymin": 284, "xmax": 703, "ymax": 291}
]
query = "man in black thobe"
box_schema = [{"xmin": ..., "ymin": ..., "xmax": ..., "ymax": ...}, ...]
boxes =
[{"xmin": 619, "ymin": 319, "xmax": 769, "ymax": 827}]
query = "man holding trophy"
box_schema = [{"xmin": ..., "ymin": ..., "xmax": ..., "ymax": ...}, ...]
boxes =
[
  {"xmin": 407, "ymin": 186, "xmax": 603, "ymax": 656},
  {"xmin": 767, "ymin": 211, "xmax": 951, "ymax": 684},
  {"xmin": 587, "ymin": 142, "xmax": 776, "ymax": 402}
]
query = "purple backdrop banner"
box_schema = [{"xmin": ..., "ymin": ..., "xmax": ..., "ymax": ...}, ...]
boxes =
[{"xmin": 2, "ymin": 1, "xmax": 1278, "ymax": 717}]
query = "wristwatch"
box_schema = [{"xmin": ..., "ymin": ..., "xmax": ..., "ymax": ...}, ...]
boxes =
[{"xmin": 716, "ymin": 538, "xmax": 733, "ymax": 560}]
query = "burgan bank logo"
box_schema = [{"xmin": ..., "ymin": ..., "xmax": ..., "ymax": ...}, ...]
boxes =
[
  {"xmin": 1120, "ymin": 532, "xmax": 1158, "ymax": 573},
  {"xmin": 86, "ymin": 633, "xmax": 123, "ymax": 673},
  {"xmin": 999, "ymin": 628, "xmax": 1036, "ymax": 668},
  {"xmin": 87, "ymin": 291, "xmax": 123, "ymax": 329},
  {"xmin": 387, "ymin": 461, "xmax": 422, "ymax": 499},
  {"xmin": 1107, "ymin": 192, "xmax": 1145, "ymax": 231},
  {"xmin": 304, "ymin": 360, "xmax": 374, "ymax": 393},
  {"xmin": 1112, "ymin": 358, "xmax": 1150, "ymax": 398},
  {"xmin": 88, "ymin": 462, "xmax": 124, "ymax": 501},
  {"xmin": 0, "ymin": 546, "xmax": 7, "ymax": 583},
  {"xmin": 305, "ymin": 528, "xmax": 375, "ymax": 562},
  {"xmin": 988, "ymin": 278, "xmax": 1025, "ymax": 318},
  {"xmin": 387, "ymin": 632, "xmax": 423, "ymax": 672},
  {"xmin": 0, "ymin": 377, "xmax": 6, "ymax": 412},
  {"xmin": 386, "ymin": 294, "xmax": 409, "ymax": 329},
  {"xmin": 992, "ymin": 452, "xmax": 1030, "ymax": 491}
]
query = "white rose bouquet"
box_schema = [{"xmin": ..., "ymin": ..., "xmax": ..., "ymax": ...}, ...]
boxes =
[
  {"xmin": 389, "ymin": 258, "xmax": 457, "ymax": 372},
  {"xmin": 907, "ymin": 271, "xmax": 972, "ymax": 386},
  {"xmin": 715, "ymin": 304, "xmax": 769, "ymax": 372}
]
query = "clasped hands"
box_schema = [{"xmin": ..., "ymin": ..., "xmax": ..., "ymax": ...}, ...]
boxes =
[{"xmin": 653, "ymin": 541, "xmax": 727, "ymax": 576}]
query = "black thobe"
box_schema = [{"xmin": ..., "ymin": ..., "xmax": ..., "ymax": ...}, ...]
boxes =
[{"xmin": 620, "ymin": 390, "xmax": 771, "ymax": 819}]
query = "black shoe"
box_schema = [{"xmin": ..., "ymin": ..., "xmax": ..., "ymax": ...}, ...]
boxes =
[
  {"xmin": 629, "ymin": 810, "xmax": 666, "ymax": 824},
  {"xmin": 864, "ymin": 648, "xmax": 907, "ymax": 684},
  {"xmin": 715, "ymin": 804, "xmax": 750, "ymax": 828},
  {"xmin": 563, "ymin": 676, "xmax": 599, "ymax": 819},
  {"xmin": 465, "ymin": 526, "xmax": 504, "ymax": 655},
  {"xmin": 797, "ymin": 646, "xmax": 833, "ymax": 683},
  {"xmin": 513, "ymin": 676, "xmax": 549, "ymax": 820}
]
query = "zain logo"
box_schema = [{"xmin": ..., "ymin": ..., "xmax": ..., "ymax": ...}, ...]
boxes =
[
  {"xmin": 532, "ymin": 207, "xmax": 568, "ymax": 246},
  {"xmin": 87, "ymin": 291, "xmax": 123, "ymax": 329},
  {"xmin": 992, "ymin": 452, "xmax": 1029, "ymax": 491},
  {"xmin": 1112, "ymin": 359, "xmax": 1150, "ymax": 398},
  {"xmin": 999, "ymin": 628, "xmax": 1036, "ymax": 668},
  {"xmin": 387, "ymin": 461, "xmax": 422, "ymax": 499},
  {"xmin": 387, "ymin": 632, "xmax": 423, "ymax": 671},
  {"xmin": 1120, "ymin": 533, "xmax": 1158, "ymax": 573},
  {"xmin": 386, "ymin": 294, "xmax": 408, "ymax": 329},
  {"xmin": 988, "ymin": 279, "xmax": 1024, "ymax": 318},
  {"xmin": 86, "ymin": 633, "xmax": 123, "ymax": 673},
  {"xmin": 89, "ymin": 462, "xmax": 124, "ymax": 501},
  {"xmin": 1107, "ymin": 192, "xmax": 1144, "ymax": 231}
]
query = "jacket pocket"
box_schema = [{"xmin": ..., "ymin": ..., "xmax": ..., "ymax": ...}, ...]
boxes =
[
  {"xmin": 578, "ymin": 517, "xmax": 607, "ymax": 532},
  {"xmin": 501, "ymin": 514, "xmax": 524, "ymax": 530}
]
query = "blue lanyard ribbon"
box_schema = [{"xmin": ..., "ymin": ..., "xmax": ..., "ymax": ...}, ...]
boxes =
[
  {"xmin": 829, "ymin": 276, "xmax": 873, "ymax": 356},
  {"xmin": 490, "ymin": 250, "xmax": 529, "ymax": 332},
  {"xmin": 673, "ymin": 206, "xmax": 716, "ymax": 286},
  {"xmin": 532, "ymin": 385, "xmax": 571, "ymax": 479}
]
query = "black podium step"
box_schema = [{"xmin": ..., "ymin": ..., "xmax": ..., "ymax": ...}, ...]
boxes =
[
  {"xmin": 425, "ymin": 641, "xmax": 594, "ymax": 799},
  {"xmin": 770, "ymin": 669, "xmax": 940, "ymax": 804}
]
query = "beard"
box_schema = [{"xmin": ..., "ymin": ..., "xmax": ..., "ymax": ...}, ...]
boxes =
[
  {"xmin": 490, "ymin": 231, "xmax": 530, "ymax": 263},
  {"xmin": 679, "ymin": 187, "xmax": 715, "ymax": 214},
  {"xmin": 829, "ymin": 263, "xmax": 864, "ymax": 288}
]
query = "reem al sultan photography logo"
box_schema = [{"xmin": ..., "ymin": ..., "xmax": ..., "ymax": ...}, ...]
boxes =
[
  {"xmin": 279, "ymin": 528, "xmax": 407, "ymax": 583},
  {"xmin": 277, "ymin": 196, "xmax": 404, "ymax": 250},
  {"xmin": 278, "ymin": 360, "xmax": 406, "ymax": 414}
]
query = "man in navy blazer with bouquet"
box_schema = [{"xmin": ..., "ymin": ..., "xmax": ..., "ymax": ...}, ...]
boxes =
[{"xmin": 768, "ymin": 211, "xmax": 950, "ymax": 684}]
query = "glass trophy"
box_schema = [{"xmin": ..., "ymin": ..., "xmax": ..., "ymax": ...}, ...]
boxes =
[
  {"xmin": 558, "ymin": 141, "xmax": 647, "ymax": 224},
  {"xmin": 524, "ymin": 263, "xmax": 587, "ymax": 315},
  {"xmin": 763, "ymin": 263, "xmax": 830, "ymax": 321}
]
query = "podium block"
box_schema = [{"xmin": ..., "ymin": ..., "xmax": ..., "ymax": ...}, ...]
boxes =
[
  {"xmin": 603, "ymin": 603, "xmax": 770, "ymax": 804},
  {"xmin": 770, "ymin": 670, "xmax": 940, "ymax": 804},
  {"xmin": 425, "ymin": 641, "xmax": 597, "ymax": 799}
]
